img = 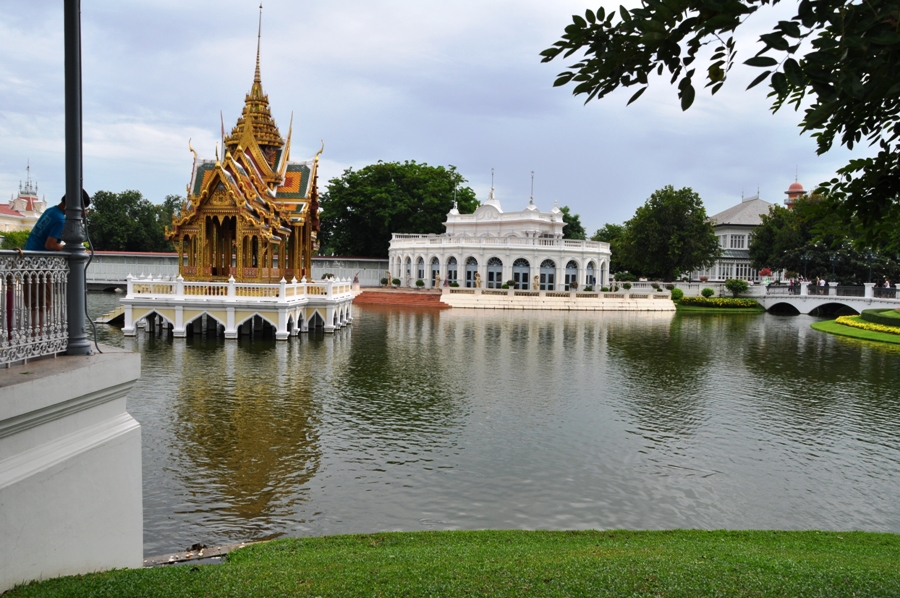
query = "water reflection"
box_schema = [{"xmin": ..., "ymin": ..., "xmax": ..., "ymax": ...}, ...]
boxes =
[{"xmin": 85, "ymin": 295, "xmax": 900, "ymax": 554}]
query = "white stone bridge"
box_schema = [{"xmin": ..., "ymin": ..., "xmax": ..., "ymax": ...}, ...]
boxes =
[{"xmin": 758, "ymin": 283, "xmax": 900, "ymax": 315}]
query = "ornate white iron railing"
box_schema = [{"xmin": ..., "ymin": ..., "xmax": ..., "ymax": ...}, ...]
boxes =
[{"xmin": 1, "ymin": 251, "xmax": 69, "ymax": 367}]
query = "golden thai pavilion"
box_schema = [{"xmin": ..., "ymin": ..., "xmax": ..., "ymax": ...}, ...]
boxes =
[
  {"xmin": 166, "ymin": 38, "xmax": 320, "ymax": 283},
  {"xmin": 117, "ymin": 14, "xmax": 354, "ymax": 341}
]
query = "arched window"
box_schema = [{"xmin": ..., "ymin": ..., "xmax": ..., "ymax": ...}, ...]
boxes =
[
  {"xmin": 416, "ymin": 257, "xmax": 425, "ymax": 282},
  {"xmin": 540, "ymin": 259, "xmax": 556, "ymax": 291},
  {"xmin": 465, "ymin": 257, "xmax": 478, "ymax": 288},
  {"xmin": 512, "ymin": 258, "xmax": 530, "ymax": 290},
  {"xmin": 487, "ymin": 257, "xmax": 503, "ymax": 288},
  {"xmin": 586, "ymin": 261, "xmax": 596, "ymax": 287},
  {"xmin": 565, "ymin": 260, "xmax": 578, "ymax": 290},
  {"xmin": 447, "ymin": 256, "xmax": 458, "ymax": 282},
  {"xmin": 430, "ymin": 257, "xmax": 441, "ymax": 286}
]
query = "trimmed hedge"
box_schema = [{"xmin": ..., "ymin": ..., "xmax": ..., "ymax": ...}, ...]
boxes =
[
  {"xmin": 680, "ymin": 296, "xmax": 761, "ymax": 309},
  {"xmin": 861, "ymin": 308, "xmax": 900, "ymax": 327},
  {"xmin": 670, "ymin": 288, "xmax": 684, "ymax": 301}
]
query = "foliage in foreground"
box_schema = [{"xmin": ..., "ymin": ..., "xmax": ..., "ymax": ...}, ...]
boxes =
[
  {"xmin": 8, "ymin": 530, "xmax": 900, "ymax": 598},
  {"xmin": 836, "ymin": 315, "xmax": 900, "ymax": 336},
  {"xmin": 861, "ymin": 308, "xmax": 900, "ymax": 327},
  {"xmin": 680, "ymin": 296, "xmax": 760, "ymax": 309},
  {"xmin": 541, "ymin": 0, "xmax": 900, "ymax": 253}
]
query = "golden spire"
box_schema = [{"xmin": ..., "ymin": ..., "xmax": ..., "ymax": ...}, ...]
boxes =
[
  {"xmin": 254, "ymin": 4, "xmax": 262, "ymax": 86},
  {"xmin": 224, "ymin": 1, "xmax": 284, "ymax": 165}
]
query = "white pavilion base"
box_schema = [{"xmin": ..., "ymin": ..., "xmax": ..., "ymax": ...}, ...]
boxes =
[
  {"xmin": 441, "ymin": 288, "xmax": 676, "ymax": 311},
  {"xmin": 121, "ymin": 275, "xmax": 355, "ymax": 339},
  {"xmin": 0, "ymin": 347, "xmax": 142, "ymax": 592}
]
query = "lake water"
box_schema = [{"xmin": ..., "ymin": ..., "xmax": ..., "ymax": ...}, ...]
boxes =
[{"xmin": 86, "ymin": 294, "xmax": 900, "ymax": 556}]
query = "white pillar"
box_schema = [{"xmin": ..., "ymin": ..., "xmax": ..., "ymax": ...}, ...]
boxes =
[
  {"xmin": 224, "ymin": 307, "xmax": 237, "ymax": 339},
  {"xmin": 276, "ymin": 309, "xmax": 289, "ymax": 340},
  {"xmin": 800, "ymin": 282, "xmax": 809, "ymax": 296},
  {"xmin": 864, "ymin": 282, "xmax": 875, "ymax": 298},
  {"xmin": 828, "ymin": 281, "xmax": 839, "ymax": 296},
  {"xmin": 122, "ymin": 304, "xmax": 135, "ymax": 336},
  {"xmin": 173, "ymin": 305, "xmax": 185, "ymax": 337},
  {"xmin": 324, "ymin": 306, "xmax": 336, "ymax": 333}
]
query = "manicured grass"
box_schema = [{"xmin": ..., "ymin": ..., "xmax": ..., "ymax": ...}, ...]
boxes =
[
  {"xmin": 676, "ymin": 304, "xmax": 765, "ymax": 314},
  {"xmin": 8, "ymin": 530, "xmax": 900, "ymax": 597},
  {"xmin": 812, "ymin": 318, "xmax": 900, "ymax": 345}
]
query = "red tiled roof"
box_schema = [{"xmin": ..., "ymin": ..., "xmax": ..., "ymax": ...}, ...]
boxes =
[{"xmin": 0, "ymin": 205, "xmax": 25, "ymax": 218}]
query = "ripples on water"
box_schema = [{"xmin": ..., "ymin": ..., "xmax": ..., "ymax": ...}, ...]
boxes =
[{"xmin": 86, "ymin": 294, "xmax": 900, "ymax": 555}]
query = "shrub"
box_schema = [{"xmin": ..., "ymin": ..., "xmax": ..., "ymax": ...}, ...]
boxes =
[
  {"xmin": 622, "ymin": 282, "xmax": 632, "ymax": 290},
  {"xmin": 759, "ymin": 268, "xmax": 773, "ymax": 277},
  {"xmin": 583, "ymin": 285, "xmax": 593, "ymax": 292},
  {"xmin": 380, "ymin": 277, "xmax": 388, "ymax": 286},
  {"xmin": 570, "ymin": 281, "xmax": 579, "ymax": 290},
  {"xmin": 600, "ymin": 286, "xmax": 610, "ymax": 292},
  {"xmin": 665, "ymin": 283, "xmax": 675, "ymax": 290},
  {"xmin": 701, "ymin": 287, "xmax": 715, "ymax": 298},
  {"xmin": 699, "ymin": 275, "xmax": 709, "ymax": 282},
  {"xmin": 671, "ymin": 288, "xmax": 684, "ymax": 301},
  {"xmin": 415, "ymin": 279, "xmax": 424, "ymax": 287},
  {"xmin": 391, "ymin": 278, "xmax": 401, "ymax": 286},
  {"xmin": 680, "ymin": 296, "xmax": 761, "ymax": 308},
  {"xmin": 501, "ymin": 283, "xmax": 509, "ymax": 289},
  {"xmin": 616, "ymin": 272, "xmax": 637, "ymax": 282},
  {"xmin": 724, "ymin": 278, "xmax": 749, "ymax": 297},
  {"xmin": 613, "ymin": 285, "xmax": 620, "ymax": 292},
  {"xmin": 449, "ymin": 281, "xmax": 459, "ymax": 287},
  {"xmin": 651, "ymin": 282, "xmax": 660, "ymax": 290},
  {"xmin": 836, "ymin": 315, "xmax": 900, "ymax": 335},
  {"xmin": 506, "ymin": 280, "xmax": 515, "ymax": 287},
  {"xmin": 860, "ymin": 309, "xmax": 900, "ymax": 327},
  {"xmin": 322, "ymin": 273, "xmax": 335, "ymax": 280},
  {"xmin": 1, "ymin": 230, "xmax": 30, "ymax": 249}
]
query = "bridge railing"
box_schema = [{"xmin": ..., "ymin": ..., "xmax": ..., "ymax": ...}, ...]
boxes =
[
  {"xmin": 836, "ymin": 285, "xmax": 866, "ymax": 297},
  {"xmin": 1, "ymin": 250, "xmax": 69, "ymax": 367},
  {"xmin": 126, "ymin": 275, "xmax": 354, "ymax": 302},
  {"xmin": 874, "ymin": 287, "xmax": 898, "ymax": 299}
]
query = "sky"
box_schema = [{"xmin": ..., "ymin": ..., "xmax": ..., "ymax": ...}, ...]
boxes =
[{"xmin": 0, "ymin": 0, "xmax": 870, "ymax": 235}]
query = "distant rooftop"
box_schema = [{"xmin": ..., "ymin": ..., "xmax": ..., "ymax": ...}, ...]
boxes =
[{"xmin": 709, "ymin": 195, "xmax": 773, "ymax": 227}]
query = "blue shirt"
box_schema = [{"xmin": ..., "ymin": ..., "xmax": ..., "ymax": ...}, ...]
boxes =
[{"xmin": 25, "ymin": 205, "xmax": 66, "ymax": 251}]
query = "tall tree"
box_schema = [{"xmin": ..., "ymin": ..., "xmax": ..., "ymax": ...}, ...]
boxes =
[
  {"xmin": 591, "ymin": 223, "xmax": 626, "ymax": 274},
  {"xmin": 560, "ymin": 206, "xmax": 586, "ymax": 239},
  {"xmin": 750, "ymin": 197, "xmax": 900, "ymax": 283},
  {"xmin": 541, "ymin": 1, "xmax": 900, "ymax": 252},
  {"xmin": 618, "ymin": 186, "xmax": 719, "ymax": 281},
  {"xmin": 87, "ymin": 190, "xmax": 175, "ymax": 252},
  {"xmin": 319, "ymin": 161, "xmax": 478, "ymax": 257}
]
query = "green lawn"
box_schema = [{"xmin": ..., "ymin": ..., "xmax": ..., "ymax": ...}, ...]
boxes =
[
  {"xmin": 8, "ymin": 530, "xmax": 900, "ymax": 597},
  {"xmin": 812, "ymin": 318, "xmax": 900, "ymax": 345}
]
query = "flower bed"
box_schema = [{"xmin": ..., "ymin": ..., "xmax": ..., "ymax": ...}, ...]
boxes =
[
  {"xmin": 679, "ymin": 296, "xmax": 760, "ymax": 309},
  {"xmin": 835, "ymin": 315, "xmax": 900, "ymax": 336}
]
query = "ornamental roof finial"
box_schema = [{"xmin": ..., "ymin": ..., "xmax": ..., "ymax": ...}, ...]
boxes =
[
  {"xmin": 529, "ymin": 171, "xmax": 535, "ymax": 205},
  {"xmin": 255, "ymin": 3, "xmax": 263, "ymax": 85}
]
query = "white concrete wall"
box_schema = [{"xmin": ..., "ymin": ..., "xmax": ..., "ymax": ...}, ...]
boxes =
[{"xmin": 0, "ymin": 348, "xmax": 142, "ymax": 592}]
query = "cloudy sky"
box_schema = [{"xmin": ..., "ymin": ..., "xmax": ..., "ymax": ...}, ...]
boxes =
[{"xmin": 0, "ymin": 0, "xmax": 868, "ymax": 234}]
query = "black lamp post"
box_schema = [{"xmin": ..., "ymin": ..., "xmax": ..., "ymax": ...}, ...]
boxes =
[
  {"xmin": 801, "ymin": 252, "xmax": 811, "ymax": 280},
  {"xmin": 867, "ymin": 252, "xmax": 876, "ymax": 284},
  {"xmin": 830, "ymin": 253, "xmax": 838, "ymax": 281}
]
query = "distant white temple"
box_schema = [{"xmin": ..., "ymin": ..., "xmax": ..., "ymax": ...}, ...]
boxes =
[
  {"xmin": 389, "ymin": 185, "xmax": 611, "ymax": 290},
  {"xmin": 0, "ymin": 164, "xmax": 48, "ymax": 232}
]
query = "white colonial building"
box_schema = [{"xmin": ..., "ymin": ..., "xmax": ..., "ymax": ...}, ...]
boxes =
[
  {"xmin": 389, "ymin": 188, "xmax": 611, "ymax": 291},
  {"xmin": 692, "ymin": 181, "xmax": 807, "ymax": 282}
]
